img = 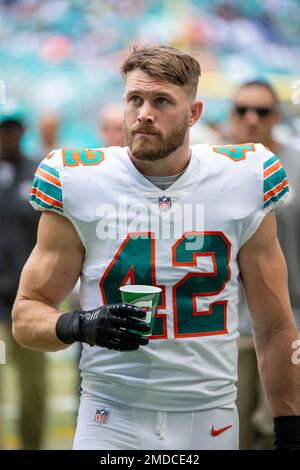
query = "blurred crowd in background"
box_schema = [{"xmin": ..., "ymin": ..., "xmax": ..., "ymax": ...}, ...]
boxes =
[
  {"xmin": 0, "ymin": 0, "xmax": 299, "ymax": 450},
  {"xmin": 0, "ymin": 0, "xmax": 300, "ymax": 152}
]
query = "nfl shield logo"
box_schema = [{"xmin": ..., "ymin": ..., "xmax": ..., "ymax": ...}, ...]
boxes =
[
  {"xmin": 158, "ymin": 196, "xmax": 171, "ymax": 210},
  {"xmin": 95, "ymin": 408, "xmax": 110, "ymax": 424}
]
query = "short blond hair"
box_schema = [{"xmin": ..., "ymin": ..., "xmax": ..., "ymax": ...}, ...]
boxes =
[{"xmin": 120, "ymin": 45, "xmax": 201, "ymax": 99}]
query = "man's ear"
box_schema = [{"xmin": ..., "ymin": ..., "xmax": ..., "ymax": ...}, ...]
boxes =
[{"xmin": 189, "ymin": 101, "xmax": 203, "ymax": 127}]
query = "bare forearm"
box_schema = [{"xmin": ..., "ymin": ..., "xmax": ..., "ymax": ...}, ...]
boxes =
[
  {"xmin": 254, "ymin": 322, "xmax": 300, "ymax": 417},
  {"xmin": 12, "ymin": 297, "xmax": 68, "ymax": 352}
]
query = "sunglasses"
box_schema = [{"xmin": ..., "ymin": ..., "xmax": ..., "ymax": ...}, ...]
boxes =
[{"xmin": 234, "ymin": 105, "xmax": 274, "ymax": 118}]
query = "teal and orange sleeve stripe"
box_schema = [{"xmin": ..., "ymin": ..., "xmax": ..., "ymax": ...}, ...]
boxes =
[
  {"xmin": 263, "ymin": 155, "xmax": 289, "ymax": 209},
  {"xmin": 29, "ymin": 161, "xmax": 63, "ymax": 214}
]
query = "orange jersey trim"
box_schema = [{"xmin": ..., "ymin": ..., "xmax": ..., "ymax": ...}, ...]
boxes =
[
  {"xmin": 263, "ymin": 178, "xmax": 288, "ymax": 202},
  {"xmin": 263, "ymin": 160, "xmax": 282, "ymax": 179},
  {"xmin": 36, "ymin": 168, "xmax": 61, "ymax": 187},
  {"xmin": 31, "ymin": 187, "xmax": 63, "ymax": 209}
]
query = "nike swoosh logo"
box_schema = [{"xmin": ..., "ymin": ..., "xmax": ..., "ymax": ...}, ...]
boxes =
[{"xmin": 211, "ymin": 425, "xmax": 232, "ymax": 437}]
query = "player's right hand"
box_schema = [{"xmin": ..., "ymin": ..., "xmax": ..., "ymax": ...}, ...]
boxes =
[{"xmin": 55, "ymin": 303, "xmax": 150, "ymax": 351}]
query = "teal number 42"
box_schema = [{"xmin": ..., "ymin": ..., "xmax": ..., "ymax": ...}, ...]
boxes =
[{"xmin": 100, "ymin": 231, "xmax": 231, "ymax": 339}]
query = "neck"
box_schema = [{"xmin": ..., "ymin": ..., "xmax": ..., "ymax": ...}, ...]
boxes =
[{"xmin": 129, "ymin": 137, "xmax": 191, "ymax": 177}]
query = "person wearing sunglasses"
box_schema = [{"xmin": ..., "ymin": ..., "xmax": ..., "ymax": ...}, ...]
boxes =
[
  {"xmin": 231, "ymin": 80, "xmax": 281, "ymax": 154},
  {"xmin": 230, "ymin": 80, "xmax": 300, "ymax": 450}
]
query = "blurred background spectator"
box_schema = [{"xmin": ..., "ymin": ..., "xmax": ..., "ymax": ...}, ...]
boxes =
[
  {"xmin": 36, "ymin": 112, "xmax": 62, "ymax": 158},
  {"xmin": 0, "ymin": 0, "xmax": 299, "ymax": 449},
  {"xmin": 0, "ymin": 0, "xmax": 299, "ymax": 153},
  {"xmin": 0, "ymin": 101, "xmax": 46, "ymax": 449},
  {"xmin": 99, "ymin": 103, "xmax": 126, "ymax": 147}
]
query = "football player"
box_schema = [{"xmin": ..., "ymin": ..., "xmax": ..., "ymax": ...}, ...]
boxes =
[{"xmin": 12, "ymin": 46, "xmax": 300, "ymax": 450}]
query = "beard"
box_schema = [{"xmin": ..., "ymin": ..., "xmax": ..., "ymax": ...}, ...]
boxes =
[{"xmin": 124, "ymin": 115, "xmax": 189, "ymax": 161}]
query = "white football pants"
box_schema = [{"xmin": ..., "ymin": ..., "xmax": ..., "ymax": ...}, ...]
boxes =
[{"xmin": 73, "ymin": 391, "xmax": 239, "ymax": 450}]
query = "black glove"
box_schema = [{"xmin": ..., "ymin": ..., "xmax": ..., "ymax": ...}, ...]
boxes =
[
  {"xmin": 56, "ymin": 303, "xmax": 150, "ymax": 351},
  {"xmin": 274, "ymin": 416, "xmax": 300, "ymax": 450}
]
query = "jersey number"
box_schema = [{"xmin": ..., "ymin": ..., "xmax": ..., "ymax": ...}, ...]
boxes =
[
  {"xmin": 62, "ymin": 149, "xmax": 105, "ymax": 166},
  {"xmin": 100, "ymin": 232, "xmax": 231, "ymax": 339}
]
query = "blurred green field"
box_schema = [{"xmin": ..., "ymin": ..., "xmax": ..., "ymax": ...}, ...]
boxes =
[{"xmin": 0, "ymin": 347, "xmax": 79, "ymax": 450}]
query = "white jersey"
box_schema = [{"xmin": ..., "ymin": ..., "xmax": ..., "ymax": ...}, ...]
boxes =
[{"xmin": 30, "ymin": 143, "xmax": 288, "ymax": 411}]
